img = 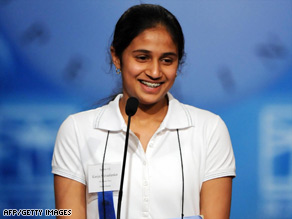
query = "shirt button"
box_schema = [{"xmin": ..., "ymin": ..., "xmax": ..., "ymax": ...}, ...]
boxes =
[
  {"xmin": 144, "ymin": 197, "xmax": 148, "ymax": 202},
  {"xmin": 143, "ymin": 212, "xmax": 148, "ymax": 217},
  {"xmin": 143, "ymin": 161, "xmax": 147, "ymax": 165},
  {"xmin": 143, "ymin": 181, "xmax": 148, "ymax": 186}
]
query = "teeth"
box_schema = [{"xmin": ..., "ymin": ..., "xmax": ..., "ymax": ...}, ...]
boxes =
[{"xmin": 141, "ymin": 80, "xmax": 161, "ymax": 88}]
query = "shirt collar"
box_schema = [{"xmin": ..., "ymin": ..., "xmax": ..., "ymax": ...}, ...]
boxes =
[
  {"xmin": 94, "ymin": 93, "xmax": 193, "ymax": 131},
  {"xmin": 94, "ymin": 94, "xmax": 126, "ymax": 131},
  {"xmin": 161, "ymin": 93, "xmax": 194, "ymax": 130}
]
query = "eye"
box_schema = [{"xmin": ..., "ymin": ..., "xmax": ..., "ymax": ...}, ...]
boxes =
[
  {"xmin": 136, "ymin": 55, "xmax": 149, "ymax": 62},
  {"xmin": 161, "ymin": 58, "xmax": 174, "ymax": 65}
]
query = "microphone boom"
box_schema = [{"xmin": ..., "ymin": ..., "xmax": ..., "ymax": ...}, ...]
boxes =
[{"xmin": 117, "ymin": 97, "xmax": 139, "ymax": 219}]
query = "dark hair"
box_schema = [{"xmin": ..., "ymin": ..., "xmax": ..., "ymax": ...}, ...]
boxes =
[{"xmin": 111, "ymin": 4, "xmax": 185, "ymax": 66}]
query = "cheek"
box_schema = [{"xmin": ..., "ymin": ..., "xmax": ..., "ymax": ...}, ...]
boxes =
[
  {"xmin": 166, "ymin": 67, "xmax": 178, "ymax": 80},
  {"xmin": 122, "ymin": 62, "xmax": 144, "ymax": 77},
  {"xmin": 121, "ymin": 65, "xmax": 140, "ymax": 88}
]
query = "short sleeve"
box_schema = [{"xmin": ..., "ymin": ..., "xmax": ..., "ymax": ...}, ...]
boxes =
[
  {"xmin": 51, "ymin": 115, "xmax": 86, "ymax": 185},
  {"xmin": 203, "ymin": 116, "xmax": 236, "ymax": 181}
]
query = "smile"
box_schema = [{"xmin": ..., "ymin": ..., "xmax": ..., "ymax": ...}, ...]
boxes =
[{"xmin": 140, "ymin": 80, "xmax": 162, "ymax": 88}]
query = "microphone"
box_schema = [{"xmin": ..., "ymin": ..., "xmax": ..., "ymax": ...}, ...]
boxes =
[
  {"xmin": 125, "ymin": 97, "xmax": 139, "ymax": 116},
  {"xmin": 117, "ymin": 97, "xmax": 139, "ymax": 219}
]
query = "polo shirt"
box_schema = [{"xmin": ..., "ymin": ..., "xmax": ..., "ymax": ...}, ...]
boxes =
[{"xmin": 52, "ymin": 93, "xmax": 236, "ymax": 219}]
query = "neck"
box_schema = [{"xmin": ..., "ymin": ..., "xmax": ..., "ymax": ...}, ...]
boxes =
[{"xmin": 119, "ymin": 95, "xmax": 169, "ymax": 123}]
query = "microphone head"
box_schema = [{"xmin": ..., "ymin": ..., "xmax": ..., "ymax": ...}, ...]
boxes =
[{"xmin": 125, "ymin": 97, "xmax": 139, "ymax": 116}]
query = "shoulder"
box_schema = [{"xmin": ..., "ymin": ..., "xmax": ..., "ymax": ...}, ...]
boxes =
[
  {"xmin": 179, "ymin": 103, "xmax": 231, "ymax": 150},
  {"xmin": 59, "ymin": 105, "xmax": 107, "ymax": 133},
  {"xmin": 71, "ymin": 106, "xmax": 104, "ymax": 123},
  {"xmin": 182, "ymin": 102, "xmax": 218, "ymax": 120},
  {"xmin": 183, "ymin": 103, "xmax": 228, "ymax": 134},
  {"xmin": 60, "ymin": 94, "xmax": 124, "ymax": 133},
  {"xmin": 166, "ymin": 93, "xmax": 225, "ymax": 130},
  {"xmin": 170, "ymin": 96, "xmax": 221, "ymax": 127}
]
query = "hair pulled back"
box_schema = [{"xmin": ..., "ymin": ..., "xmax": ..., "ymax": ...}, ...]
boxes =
[{"xmin": 111, "ymin": 4, "xmax": 185, "ymax": 66}]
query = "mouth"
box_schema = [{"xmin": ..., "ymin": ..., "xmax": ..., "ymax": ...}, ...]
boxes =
[{"xmin": 139, "ymin": 80, "xmax": 163, "ymax": 88}]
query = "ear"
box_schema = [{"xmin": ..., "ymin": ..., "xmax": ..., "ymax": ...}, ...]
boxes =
[{"xmin": 110, "ymin": 46, "xmax": 121, "ymax": 69}]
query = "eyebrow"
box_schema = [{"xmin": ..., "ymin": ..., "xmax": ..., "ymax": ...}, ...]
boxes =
[{"xmin": 132, "ymin": 49, "xmax": 178, "ymax": 57}]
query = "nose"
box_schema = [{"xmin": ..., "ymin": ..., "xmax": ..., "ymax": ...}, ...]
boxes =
[{"xmin": 145, "ymin": 60, "xmax": 162, "ymax": 80}]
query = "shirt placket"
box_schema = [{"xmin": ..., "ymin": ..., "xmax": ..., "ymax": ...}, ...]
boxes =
[{"xmin": 142, "ymin": 156, "xmax": 150, "ymax": 218}]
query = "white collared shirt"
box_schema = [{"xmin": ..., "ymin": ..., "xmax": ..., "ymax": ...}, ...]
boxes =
[{"xmin": 52, "ymin": 93, "xmax": 236, "ymax": 219}]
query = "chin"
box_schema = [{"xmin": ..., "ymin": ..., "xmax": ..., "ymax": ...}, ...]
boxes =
[{"xmin": 137, "ymin": 94, "xmax": 167, "ymax": 107}]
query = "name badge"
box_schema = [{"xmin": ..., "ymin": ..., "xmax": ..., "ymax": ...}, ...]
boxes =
[{"xmin": 88, "ymin": 163, "xmax": 121, "ymax": 193}]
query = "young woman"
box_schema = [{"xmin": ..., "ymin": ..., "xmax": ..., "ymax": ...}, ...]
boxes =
[{"xmin": 52, "ymin": 4, "xmax": 236, "ymax": 219}]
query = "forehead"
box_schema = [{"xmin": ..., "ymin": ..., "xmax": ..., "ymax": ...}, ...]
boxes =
[{"xmin": 127, "ymin": 26, "xmax": 178, "ymax": 52}]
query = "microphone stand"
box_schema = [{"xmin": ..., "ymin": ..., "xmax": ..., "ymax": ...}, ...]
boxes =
[
  {"xmin": 117, "ymin": 114, "xmax": 132, "ymax": 219},
  {"xmin": 117, "ymin": 96, "xmax": 139, "ymax": 219}
]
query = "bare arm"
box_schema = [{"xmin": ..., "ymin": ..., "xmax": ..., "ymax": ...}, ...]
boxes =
[
  {"xmin": 54, "ymin": 175, "xmax": 86, "ymax": 219},
  {"xmin": 200, "ymin": 177, "xmax": 233, "ymax": 219}
]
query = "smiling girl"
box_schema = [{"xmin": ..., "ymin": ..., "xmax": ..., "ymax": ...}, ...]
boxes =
[{"xmin": 52, "ymin": 4, "xmax": 236, "ymax": 219}]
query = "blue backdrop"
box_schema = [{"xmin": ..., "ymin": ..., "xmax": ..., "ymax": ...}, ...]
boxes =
[{"xmin": 0, "ymin": 0, "xmax": 292, "ymax": 218}]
